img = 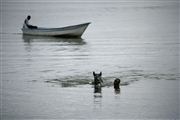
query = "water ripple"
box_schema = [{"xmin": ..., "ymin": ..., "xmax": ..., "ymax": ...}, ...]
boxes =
[{"xmin": 44, "ymin": 71, "xmax": 179, "ymax": 87}]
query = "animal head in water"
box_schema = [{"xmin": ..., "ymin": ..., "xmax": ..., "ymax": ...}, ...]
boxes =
[
  {"xmin": 114, "ymin": 78, "xmax": 121, "ymax": 90},
  {"xmin": 93, "ymin": 71, "xmax": 103, "ymax": 85}
]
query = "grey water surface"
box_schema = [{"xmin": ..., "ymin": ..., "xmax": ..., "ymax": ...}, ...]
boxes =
[{"xmin": 1, "ymin": 0, "xmax": 179, "ymax": 119}]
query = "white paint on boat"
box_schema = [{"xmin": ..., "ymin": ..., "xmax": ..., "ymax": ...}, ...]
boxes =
[{"xmin": 21, "ymin": 22, "xmax": 90, "ymax": 37}]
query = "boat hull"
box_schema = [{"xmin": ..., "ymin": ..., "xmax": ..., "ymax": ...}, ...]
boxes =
[{"xmin": 21, "ymin": 22, "xmax": 90, "ymax": 37}]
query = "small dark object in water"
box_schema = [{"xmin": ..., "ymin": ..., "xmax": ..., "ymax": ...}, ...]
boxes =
[
  {"xmin": 93, "ymin": 71, "xmax": 103, "ymax": 93},
  {"xmin": 114, "ymin": 78, "xmax": 121, "ymax": 90}
]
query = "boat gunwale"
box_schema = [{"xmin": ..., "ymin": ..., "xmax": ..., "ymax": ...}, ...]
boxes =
[{"xmin": 21, "ymin": 22, "xmax": 91, "ymax": 32}]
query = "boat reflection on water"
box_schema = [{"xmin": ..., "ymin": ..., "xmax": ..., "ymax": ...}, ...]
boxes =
[{"xmin": 22, "ymin": 34, "xmax": 86, "ymax": 45}]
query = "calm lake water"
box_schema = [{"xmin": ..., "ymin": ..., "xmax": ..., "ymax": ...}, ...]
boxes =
[{"xmin": 1, "ymin": 0, "xmax": 179, "ymax": 119}]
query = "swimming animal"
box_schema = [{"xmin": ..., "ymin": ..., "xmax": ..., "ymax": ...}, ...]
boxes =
[{"xmin": 93, "ymin": 71, "xmax": 103, "ymax": 93}]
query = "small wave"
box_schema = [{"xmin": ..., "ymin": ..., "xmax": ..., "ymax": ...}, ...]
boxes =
[
  {"xmin": 45, "ymin": 78, "xmax": 92, "ymax": 87},
  {"xmin": 45, "ymin": 70, "xmax": 179, "ymax": 87},
  {"xmin": 119, "ymin": 70, "xmax": 179, "ymax": 81},
  {"xmin": 143, "ymin": 73, "xmax": 179, "ymax": 81},
  {"xmin": 0, "ymin": 32, "xmax": 22, "ymax": 35},
  {"xmin": 45, "ymin": 75, "xmax": 135, "ymax": 87},
  {"xmin": 40, "ymin": 70, "xmax": 54, "ymax": 73}
]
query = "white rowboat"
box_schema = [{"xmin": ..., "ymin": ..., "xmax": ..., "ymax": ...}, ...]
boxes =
[{"xmin": 21, "ymin": 22, "xmax": 90, "ymax": 37}]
